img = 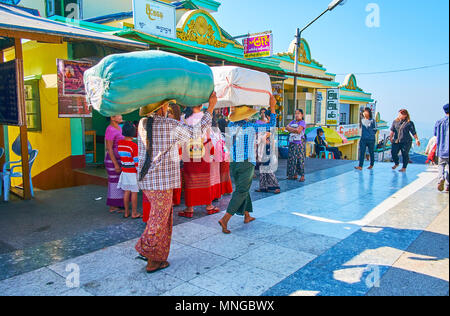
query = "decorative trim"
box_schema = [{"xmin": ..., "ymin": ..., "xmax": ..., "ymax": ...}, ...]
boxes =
[{"xmin": 176, "ymin": 10, "xmax": 242, "ymax": 49}]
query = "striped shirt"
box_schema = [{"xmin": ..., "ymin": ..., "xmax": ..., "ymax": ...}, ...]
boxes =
[
  {"xmin": 118, "ymin": 140, "xmax": 139, "ymax": 174},
  {"xmin": 137, "ymin": 112, "xmax": 212, "ymax": 191},
  {"xmin": 226, "ymin": 113, "xmax": 277, "ymax": 165}
]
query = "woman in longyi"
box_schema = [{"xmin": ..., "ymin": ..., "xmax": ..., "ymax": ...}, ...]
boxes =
[{"xmin": 135, "ymin": 93, "xmax": 217, "ymax": 273}]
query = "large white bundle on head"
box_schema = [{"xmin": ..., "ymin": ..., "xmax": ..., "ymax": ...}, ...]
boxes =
[{"xmin": 211, "ymin": 66, "xmax": 272, "ymax": 108}]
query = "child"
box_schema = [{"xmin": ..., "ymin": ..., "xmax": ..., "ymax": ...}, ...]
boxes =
[{"xmin": 117, "ymin": 122, "xmax": 142, "ymax": 219}]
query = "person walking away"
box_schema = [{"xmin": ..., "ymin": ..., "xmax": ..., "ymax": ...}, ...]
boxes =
[
  {"xmin": 390, "ymin": 109, "xmax": 421, "ymax": 172},
  {"xmin": 179, "ymin": 106, "xmax": 219, "ymax": 218},
  {"xmin": 286, "ymin": 109, "xmax": 307, "ymax": 182},
  {"xmin": 355, "ymin": 107, "xmax": 378, "ymax": 170},
  {"xmin": 256, "ymin": 131, "xmax": 280, "ymax": 194},
  {"xmin": 218, "ymin": 96, "xmax": 278, "ymax": 234},
  {"xmin": 117, "ymin": 122, "xmax": 142, "ymax": 219},
  {"xmin": 136, "ymin": 93, "xmax": 216, "ymax": 273},
  {"xmin": 105, "ymin": 115, "xmax": 125, "ymax": 213},
  {"xmin": 435, "ymin": 104, "xmax": 449, "ymax": 192}
]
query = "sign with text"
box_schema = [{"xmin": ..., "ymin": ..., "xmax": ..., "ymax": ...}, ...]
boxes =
[
  {"xmin": 57, "ymin": 59, "xmax": 92, "ymax": 118},
  {"xmin": 338, "ymin": 124, "xmax": 360, "ymax": 139},
  {"xmin": 133, "ymin": 0, "xmax": 176, "ymax": 39},
  {"xmin": 326, "ymin": 88, "xmax": 340, "ymax": 126},
  {"xmin": 243, "ymin": 32, "xmax": 273, "ymax": 59},
  {"xmin": 0, "ymin": 60, "xmax": 22, "ymax": 126}
]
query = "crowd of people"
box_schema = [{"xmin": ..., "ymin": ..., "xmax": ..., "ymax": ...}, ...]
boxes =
[{"xmin": 102, "ymin": 94, "xmax": 449, "ymax": 273}]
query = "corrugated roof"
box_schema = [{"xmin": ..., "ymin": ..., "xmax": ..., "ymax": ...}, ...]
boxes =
[{"xmin": 0, "ymin": 3, "xmax": 148, "ymax": 50}]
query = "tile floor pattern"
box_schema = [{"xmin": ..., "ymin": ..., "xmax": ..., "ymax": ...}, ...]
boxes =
[{"xmin": 0, "ymin": 163, "xmax": 447, "ymax": 296}]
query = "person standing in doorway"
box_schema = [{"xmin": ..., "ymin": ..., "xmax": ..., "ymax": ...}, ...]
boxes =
[
  {"xmin": 435, "ymin": 104, "xmax": 449, "ymax": 192},
  {"xmin": 355, "ymin": 107, "xmax": 378, "ymax": 170},
  {"xmin": 390, "ymin": 109, "xmax": 421, "ymax": 172},
  {"xmin": 105, "ymin": 115, "xmax": 125, "ymax": 213}
]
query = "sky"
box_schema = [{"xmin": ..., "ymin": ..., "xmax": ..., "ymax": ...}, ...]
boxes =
[{"xmin": 213, "ymin": 0, "xmax": 449, "ymax": 138}]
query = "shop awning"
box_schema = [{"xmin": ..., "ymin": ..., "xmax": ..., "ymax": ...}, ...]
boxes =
[{"xmin": 0, "ymin": 3, "xmax": 148, "ymax": 50}]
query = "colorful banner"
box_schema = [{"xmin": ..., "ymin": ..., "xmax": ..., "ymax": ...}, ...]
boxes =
[
  {"xmin": 243, "ymin": 32, "xmax": 273, "ymax": 59},
  {"xmin": 133, "ymin": 0, "xmax": 176, "ymax": 39},
  {"xmin": 326, "ymin": 88, "xmax": 340, "ymax": 126},
  {"xmin": 337, "ymin": 124, "xmax": 360, "ymax": 139},
  {"xmin": 57, "ymin": 59, "xmax": 92, "ymax": 118}
]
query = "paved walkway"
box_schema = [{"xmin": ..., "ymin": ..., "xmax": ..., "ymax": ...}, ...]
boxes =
[{"xmin": 0, "ymin": 163, "xmax": 447, "ymax": 296}]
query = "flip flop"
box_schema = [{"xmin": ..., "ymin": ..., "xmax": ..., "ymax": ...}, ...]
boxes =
[
  {"xmin": 146, "ymin": 261, "xmax": 170, "ymax": 274},
  {"xmin": 206, "ymin": 207, "xmax": 220, "ymax": 215},
  {"xmin": 178, "ymin": 210, "xmax": 194, "ymax": 218},
  {"xmin": 132, "ymin": 214, "xmax": 143, "ymax": 219},
  {"xmin": 255, "ymin": 189, "xmax": 269, "ymax": 193}
]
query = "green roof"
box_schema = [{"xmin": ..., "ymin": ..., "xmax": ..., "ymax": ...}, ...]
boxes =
[{"xmin": 115, "ymin": 29, "xmax": 286, "ymax": 74}]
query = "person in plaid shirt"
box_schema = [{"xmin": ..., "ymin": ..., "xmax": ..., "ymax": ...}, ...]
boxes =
[
  {"xmin": 135, "ymin": 92, "xmax": 217, "ymax": 274},
  {"xmin": 219, "ymin": 95, "xmax": 278, "ymax": 234}
]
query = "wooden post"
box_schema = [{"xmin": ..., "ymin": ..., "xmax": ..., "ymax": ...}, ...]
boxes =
[
  {"xmin": 14, "ymin": 38, "xmax": 32, "ymax": 200},
  {"xmin": 0, "ymin": 50, "xmax": 4, "ymax": 169}
]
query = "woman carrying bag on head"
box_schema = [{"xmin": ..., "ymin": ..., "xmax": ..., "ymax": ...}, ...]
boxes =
[{"xmin": 135, "ymin": 93, "xmax": 217, "ymax": 274}]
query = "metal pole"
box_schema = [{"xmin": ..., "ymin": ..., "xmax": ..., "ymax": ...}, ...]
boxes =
[{"xmin": 293, "ymin": 28, "xmax": 300, "ymax": 113}]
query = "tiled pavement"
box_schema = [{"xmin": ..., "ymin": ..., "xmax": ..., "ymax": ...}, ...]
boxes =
[{"xmin": 0, "ymin": 163, "xmax": 448, "ymax": 296}]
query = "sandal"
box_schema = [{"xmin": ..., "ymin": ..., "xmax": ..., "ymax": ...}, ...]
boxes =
[
  {"xmin": 178, "ymin": 210, "xmax": 194, "ymax": 218},
  {"xmin": 146, "ymin": 261, "xmax": 170, "ymax": 274},
  {"xmin": 255, "ymin": 189, "xmax": 269, "ymax": 193},
  {"xmin": 132, "ymin": 214, "xmax": 143, "ymax": 219},
  {"xmin": 206, "ymin": 207, "xmax": 220, "ymax": 215}
]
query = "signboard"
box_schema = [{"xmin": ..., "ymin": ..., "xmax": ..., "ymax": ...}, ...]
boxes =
[
  {"xmin": 326, "ymin": 88, "xmax": 340, "ymax": 126},
  {"xmin": 57, "ymin": 59, "xmax": 92, "ymax": 118},
  {"xmin": 368, "ymin": 102, "xmax": 377, "ymax": 115},
  {"xmin": 243, "ymin": 32, "xmax": 273, "ymax": 59},
  {"xmin": 315, "ymin": 91, "xmax": 323, "ymax": 123},
  {"xmin": 337, "ymin": 124, "xmax": 360, "ymax": 139},
  {"xmin": 133, "ymin": 0, "xmax": 176, "ymax": 39},
  {"xmin": 0, "ymin": 60, "xmax": 22, "ymax": 126}
]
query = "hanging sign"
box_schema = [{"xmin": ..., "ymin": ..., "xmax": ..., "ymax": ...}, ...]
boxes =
[
  {"xmin": 133, "ymin": 0, "xmax": 176, "ymax": 39},
  {"xmin": 0, "ymin": 60, "xmax": 22, "ymax": 126},
  {"xmin": 243, "ymin": 32, "xmax": 273, "ymax": 59},
  {"xmin": 57, "ymin": 59, "xmax": 92, "ymax": 118},
  {"xmin": 326, "ymin": 88, "xmax": 340, "ymax": 126}
]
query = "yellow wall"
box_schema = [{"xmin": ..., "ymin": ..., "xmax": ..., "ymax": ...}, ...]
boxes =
[{"xmin": 5, "ymin": 42, "xmax": 71, "ymax": 185}]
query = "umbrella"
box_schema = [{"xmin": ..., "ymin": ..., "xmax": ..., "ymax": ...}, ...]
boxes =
[{"xmin": 305, "ymin": 127, "xmax": 343, "ymax": 144}]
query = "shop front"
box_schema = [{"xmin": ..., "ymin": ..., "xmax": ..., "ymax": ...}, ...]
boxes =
[
  {"xmin": 336, "ymin": 74, "xmax": 374, "ymax": 160},
  {"xmin": 0, "ymin": 3, "xmax": 147, "ymax": 194}
]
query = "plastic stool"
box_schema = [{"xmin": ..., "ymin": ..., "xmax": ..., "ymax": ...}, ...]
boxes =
[{"xmin": 319, "ymin": 150, "xmax": 335, "ymax": 160}]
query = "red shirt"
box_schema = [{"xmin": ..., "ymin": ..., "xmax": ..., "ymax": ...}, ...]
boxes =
[{"xmin": 117, "ymin": 140, "xmax": 138, "ymax": 173}]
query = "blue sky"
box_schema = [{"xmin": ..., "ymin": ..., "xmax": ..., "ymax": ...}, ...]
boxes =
[{"xmin": 214, "ymin": 0, "xmax": 449, "ymax": 137}]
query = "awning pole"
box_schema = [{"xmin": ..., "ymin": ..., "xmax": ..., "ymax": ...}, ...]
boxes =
[
  {"xmin": 0, "ymin": 49, "xmax": 4, "ymax": 169},
  {"xmin": 14, "ymin": 38, "xmax": 32, "ymax": 200}
]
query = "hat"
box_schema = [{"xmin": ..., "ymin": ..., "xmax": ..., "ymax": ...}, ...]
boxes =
[
  {"xmin": 444, "ymin": 103, "xmax": 449, "ymax": 114},
  {"xmin": 139, "ymin": 99, "xmax": 176, "ymax": 117},
  {"xmin": 228, "ymin": 106, "xmax": 258, "ymax": 122}
]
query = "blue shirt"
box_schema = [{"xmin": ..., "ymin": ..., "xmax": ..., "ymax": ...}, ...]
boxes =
[
  {"xmin": 227, "ymin": 113, "xmax": 277, "ymax": 165},
  {"xmin": 435, "ymin": 116, "xmax": 449, "ymax": 159}
]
